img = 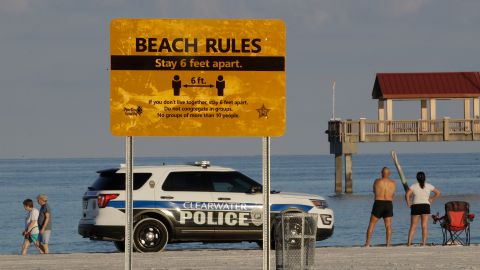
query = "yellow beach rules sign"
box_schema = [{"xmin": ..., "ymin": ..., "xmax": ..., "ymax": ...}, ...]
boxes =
[{"xmin": 110, "ymin": 19, "xmax": 285, "ymax": 137}]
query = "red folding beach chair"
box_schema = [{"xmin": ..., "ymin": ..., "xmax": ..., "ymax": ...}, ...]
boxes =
[{"xmin": 432, "ymin": 201, "xmax": 475, "ymax": 246}]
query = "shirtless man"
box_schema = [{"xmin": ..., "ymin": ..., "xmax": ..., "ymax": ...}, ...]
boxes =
[{"xmin": 364, "ymin": 167, "xmax": 396, "ymax": 247}]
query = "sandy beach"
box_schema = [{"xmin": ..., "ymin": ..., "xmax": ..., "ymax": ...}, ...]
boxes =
[{"xmin": 1, "ymin": 245, "xmax": 479, "ymax": 270}]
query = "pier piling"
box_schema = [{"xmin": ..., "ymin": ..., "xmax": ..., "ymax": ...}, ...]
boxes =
[
  {"xmin": 335, "ymin": 154, "xmax": 343, "ymax": 193},
  {"xmin": 344, "ymin": 154, "xmax": 353, "ymax": 193}
]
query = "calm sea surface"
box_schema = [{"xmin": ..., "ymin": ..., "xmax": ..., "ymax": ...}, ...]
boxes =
[{"xmin": 0, "ymin": 153, "xmax": 479, "ymax": 254}]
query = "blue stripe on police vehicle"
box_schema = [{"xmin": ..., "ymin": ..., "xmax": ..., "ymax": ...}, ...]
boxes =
[
  {"xmin": 107, "ymin": 200, "xmax": 313, "ymax": 212},
  {"xmin": 107, "ymin": 200, "xmax": 313, "ymax": 226}
]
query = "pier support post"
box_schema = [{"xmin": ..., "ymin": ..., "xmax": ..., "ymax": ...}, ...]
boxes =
[
  {"xmin": 474, "ymin": 98, "xmax": 480, "ymax": 119},
  {"xmin": 386, "ymin": 99, "xmax": 393, "ymax": 121},
  {"xmin": 474, "ymin": 98, "xmax": 479, "ymax": 134},
  {"xmin": 386, "ymin": 99, "xmax": 393, "ymax": 138},
  {"xmin": 378, "ymin": 100, "xmax": 385, "ymax": 132},
  {"xmin": 430, "ymin": 99, "xmax": 437, "ymax": 120},
  {"xmin": 430, "ymin": 99, "xmax": 437, "ymax": 132},
  {"xmin": 344, "ymin": 154, "xmax": 353, "ymax": 193},
  {"xmin": 443, "ymin": 117, "xmax": 450, "ymax": 141},
  {"xmin": 465, "ymin": 98, "xmax": 471, "ymax": 131},
  {"xmin": 421, "ymin": 100, "xmax": 428, "ymax": 131},
  {"xmin": 359, "ymin": 118, "xmax": 366, "ymax": 142},
  {"xmin": 335, "ymin": 154, "xmax": 343, "ymax": 194}
]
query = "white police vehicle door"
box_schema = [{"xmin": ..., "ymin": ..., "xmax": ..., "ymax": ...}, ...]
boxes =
[
  {"xmin": 206, "ymin": 171, "xmax": 263, "ymax": 240},
  {"xmin": 158, "ymin": 171, "xmax": 215, "ymax": 239}
]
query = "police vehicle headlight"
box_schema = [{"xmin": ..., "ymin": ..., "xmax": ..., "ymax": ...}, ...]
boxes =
[{"xmin": 310, "ymin": 199, "xmax": 328, "ymax": 209}]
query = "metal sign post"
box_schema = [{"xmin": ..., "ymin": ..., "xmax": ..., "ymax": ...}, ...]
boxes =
[
  {"xmin": 125, "ymin": 136, "xmax": 134, "ymax": 270},
  {"xmin": 262, "ymin": 137, "xmax": 271, "ymax": 270}
]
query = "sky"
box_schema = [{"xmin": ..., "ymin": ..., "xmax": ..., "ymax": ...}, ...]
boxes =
[{"xmin": 0, "ymin": 0, "xmax": 479, "ymax": 159}]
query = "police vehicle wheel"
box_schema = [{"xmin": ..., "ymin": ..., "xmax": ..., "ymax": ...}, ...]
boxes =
[
  {"xmin": 113, "ymin": 241, "xmax": 125, "ymax": 252},
  {"xmin": 133, "ymin": 218, "xmax": 168, "ymax": 252}
]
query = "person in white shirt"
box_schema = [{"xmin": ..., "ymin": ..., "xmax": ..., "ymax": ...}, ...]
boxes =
[
  {"xmin": 21, "ymin": 199, "xmax": 43, "ymax": 255},
  {"xmin": 405, "ymin": 172, "xmax": 441, "ymax": 246}
]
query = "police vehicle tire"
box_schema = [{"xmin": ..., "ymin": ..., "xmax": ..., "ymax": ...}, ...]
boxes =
[
  {"xmin": 113, "ymin": 241, "xmax": 125, "ymax": 252},
  {"xmin": 133, "ymin": 218, "xmax": 169, "ymax": 253}
]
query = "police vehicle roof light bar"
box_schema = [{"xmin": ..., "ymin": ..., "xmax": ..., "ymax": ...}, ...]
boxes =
[{"xmin": 193, "ymin": 160, "xmax": 210, "ymax": 168}]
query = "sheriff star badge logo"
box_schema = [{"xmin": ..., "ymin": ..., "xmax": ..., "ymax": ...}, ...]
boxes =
[{"xmin": 256, "ymin": 104, "xmax": 270, "ymax": 118}]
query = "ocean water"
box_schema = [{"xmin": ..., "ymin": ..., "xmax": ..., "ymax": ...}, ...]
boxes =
[{"xmin": 0, "ymin": 153, "xmax": 479, "ymax": 254}]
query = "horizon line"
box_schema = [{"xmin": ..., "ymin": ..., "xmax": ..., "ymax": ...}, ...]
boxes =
[{"xmin": 0, "ymin": 151, "xmax": 478, "ymax": 161}]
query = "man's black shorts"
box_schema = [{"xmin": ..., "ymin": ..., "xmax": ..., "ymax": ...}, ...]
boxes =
[
  {"xmin": 411, "ymin": 204, "xmax": 431, "ymax": 215},
  {"xmin": 371, "ymin": 200, "xmax": 393, "ymax": 219}
]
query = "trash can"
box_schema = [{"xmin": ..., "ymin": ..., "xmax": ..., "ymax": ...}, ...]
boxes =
[{"xmin": 275, "ymin": 213, "xmax": 318, "ymax": 270}]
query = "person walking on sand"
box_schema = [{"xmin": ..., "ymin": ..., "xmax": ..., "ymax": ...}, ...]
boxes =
[
  {"xmin": 364, "ymin": 167, "xmax": 396, "ymax": 247},
  {"xmin": 405, "ymin": 172, "xmax": 441, "ymax": 246},
  {"xmin": 37, "ymin": 194, "xmax": 52, "ymax": 254},
  {"xmin": 21, "ymin": 199, "xmax": 43, "ymax": 255}
]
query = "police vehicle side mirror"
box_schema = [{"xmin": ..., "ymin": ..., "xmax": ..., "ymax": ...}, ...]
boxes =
[{"xmin": 248, "ymin": 186, "xmax": 262, "ymax": 194}]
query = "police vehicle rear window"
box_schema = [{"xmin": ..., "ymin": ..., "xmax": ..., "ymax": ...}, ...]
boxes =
[
  {"xmin": 162, "ymin": 172, "xmax": 212, "ymax": 192},
  {"xmin": 162, "ymin": 171, "xmax": 261, "ymax": 193},
  {"xmin": 208, "ymin": 172, "xmax": 261, "ymax": 193},
  {"xmin": 89, "ymin": 172, "xmax": 152, "ymax": 190}
]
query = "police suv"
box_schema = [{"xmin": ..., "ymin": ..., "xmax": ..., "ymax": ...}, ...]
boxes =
[{"xmin": 78, "ymin": 162, "xmax": 334, "ymax": 252}]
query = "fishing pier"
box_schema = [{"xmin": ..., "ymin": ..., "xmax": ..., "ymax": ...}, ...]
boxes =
[{"xmin": 327, "ymin": 72, "xmax": 480, "ymax": 193}]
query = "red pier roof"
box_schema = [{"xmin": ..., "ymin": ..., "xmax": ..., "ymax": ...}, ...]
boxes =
[{"xmin": 372, "ymin": 72, "xmax": 480, "ymax": 99}]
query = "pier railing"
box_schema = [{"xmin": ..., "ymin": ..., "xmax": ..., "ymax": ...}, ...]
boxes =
[{"xmin": 327, "ymin": 119, "xmax": 480, "ymax": 143}]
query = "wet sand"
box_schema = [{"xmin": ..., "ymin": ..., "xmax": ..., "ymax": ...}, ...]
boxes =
[{"xmin": 1, "ymin": 245, "xmax": 479, "ymax": 269}]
